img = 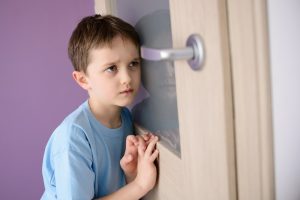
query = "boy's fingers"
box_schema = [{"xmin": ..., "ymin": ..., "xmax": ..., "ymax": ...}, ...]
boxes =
[
  {"xmin": 143, "ymin": 133, "xmax": 155, "ymax": 145},
  {"xmin": 126, "ymin": 154, "xmax": 133, "ymax": 162},
  {"xmin": 138, "ymin": 144, "xmax": 145, "ymax": 157},
  {"xmin": 121, "ymin": 154, "xmax": 133, "ymax": 165},
  {"xmin": 149, "ymin": 149, "xmax": 159, "ymax": 162},
  {"xmin": 140, "ymin": 133, "xmax": 150, "ymax": 141},
  {"xmin": 144, "ymin": 132, "xmax": 154, "ymax": 140},
  {"xmin": 126, "ymin": 135, "xmax": 138, "ymax": 146},
  {"xmin": 136, "ymin": 135, "xmax": 146, "ymax": 147},
  {"xmin": 145, "ymin": 136, "xmax": 159, "ymax": 156}
]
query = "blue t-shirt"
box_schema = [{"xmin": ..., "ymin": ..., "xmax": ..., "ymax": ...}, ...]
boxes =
[{"xmin": 41, "ymin": 101, "xmax": 133, "ymax": 200}]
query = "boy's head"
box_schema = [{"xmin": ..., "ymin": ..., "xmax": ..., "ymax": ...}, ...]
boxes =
[
  {"xmin": 68, "ymin": 14, "xmax": 140, "ymax": 73},
  {"xmin": 68, "ymin": 15, "xmax": 141, "ymax": 108}
]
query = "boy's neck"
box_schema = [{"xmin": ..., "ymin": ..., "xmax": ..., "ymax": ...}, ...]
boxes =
[{"xmin": 88, "ymin": 98, "xmax": 122, "ymax": 129}]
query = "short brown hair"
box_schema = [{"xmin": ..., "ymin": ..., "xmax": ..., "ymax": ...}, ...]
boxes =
[{"xmin": 68, "ymin": 14, "xmax": 140, "ymax": 73}]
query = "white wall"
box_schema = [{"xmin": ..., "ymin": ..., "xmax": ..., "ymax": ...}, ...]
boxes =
[{"xmin": 267, "ymin": 0, "xmax": 300, "ymax": 199}]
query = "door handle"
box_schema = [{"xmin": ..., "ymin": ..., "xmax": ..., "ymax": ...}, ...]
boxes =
[{"xmin": 140, "ymin": 34, "xmax": 205, "ymax": 70}]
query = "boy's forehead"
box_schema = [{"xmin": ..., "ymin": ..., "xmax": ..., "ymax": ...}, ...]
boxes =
[
  {"xmin": 93, "ymin": 43, "xmax": 138, "ymax": 56},
  {"xmin": 89, "ymin": 38, "xmax": 139, "ymax": 62},
  {"xmin": 108, "ymin": 36, "xmax": 138, "ymax": 49}
]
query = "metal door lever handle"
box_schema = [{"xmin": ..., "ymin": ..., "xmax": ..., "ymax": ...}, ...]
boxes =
[{"xmin": 140, "ymin": 34, "xmax": 205, "ymax": 70}]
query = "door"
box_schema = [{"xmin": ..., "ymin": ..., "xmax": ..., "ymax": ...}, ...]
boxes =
[{"xmin": 94, "ymin": 0, "xmax": 274, "ymax": 200}]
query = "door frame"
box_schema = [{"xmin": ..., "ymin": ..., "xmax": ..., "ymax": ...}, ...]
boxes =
[{"xmin": 227, "ymin": 0, "xmax": 275, "ymax": 199}]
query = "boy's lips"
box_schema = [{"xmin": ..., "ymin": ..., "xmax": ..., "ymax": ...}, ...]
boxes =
[{"xmin": 120, "ymin": 88, "xmax": 134, "ymax": 94}]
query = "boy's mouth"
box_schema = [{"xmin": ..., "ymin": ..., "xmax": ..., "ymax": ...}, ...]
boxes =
[{"xmin": 120, "ymin": 88, "xmax": 134, "ymax": 94}]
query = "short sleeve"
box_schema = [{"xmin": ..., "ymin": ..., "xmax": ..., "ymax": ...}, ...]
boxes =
[{"xmin": 53, "ymin": 126, "xmax": 95, "ymax": 200}]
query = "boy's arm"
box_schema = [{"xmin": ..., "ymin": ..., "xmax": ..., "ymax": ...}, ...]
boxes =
[
  {"xmin": 97, "ymin": 136, "xmax": 159, "ymax": 200},
  {"xmin": 95, "ymin": 181, "xmax": 145, "ymax": 200},
  {"xmin": 54, "ymin": 148, "xmax": 95, "ymax": 199}
]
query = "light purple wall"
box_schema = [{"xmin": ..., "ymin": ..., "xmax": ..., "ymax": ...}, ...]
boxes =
[{"xmin": 0, "ymin": 1, "xmax": 94, "ymax": 199}]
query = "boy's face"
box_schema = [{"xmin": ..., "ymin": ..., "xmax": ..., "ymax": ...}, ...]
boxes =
[{"xmin": 81, "ymin": 36, "xmax": 141, "ymax": 108}]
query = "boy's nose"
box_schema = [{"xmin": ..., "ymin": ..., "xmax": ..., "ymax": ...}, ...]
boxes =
[{"xmin": 120, "ymin": 69, "xmax": 132, "ymax": 85}]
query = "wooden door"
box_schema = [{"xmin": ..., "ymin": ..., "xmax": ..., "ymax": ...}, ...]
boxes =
[{"xmin": 95, "ymin": 0, "xmax": 274, "ymax": 199}]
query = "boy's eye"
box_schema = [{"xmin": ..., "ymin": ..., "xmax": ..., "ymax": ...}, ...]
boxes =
[
  {"xmin": 129, "ymin": 61, "xmax": 140, "ymax": 70},
  {"xmin": 105, "ymin": 65, "xmax": 118, "ymax": 73}
]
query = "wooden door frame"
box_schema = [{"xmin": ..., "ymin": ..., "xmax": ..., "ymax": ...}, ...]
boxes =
[
  {"xmin": 94, "ymin": 0, "xmax": 275, "ymax": 199},
  {"xmin": 227, "ymin": 0, "xmax": 275, "ymax": 199}
]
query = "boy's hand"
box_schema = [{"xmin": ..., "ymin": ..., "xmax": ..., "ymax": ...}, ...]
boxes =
[
  {"xmin": 120, "ymin": 133, "xmax": 153, "ymax": 183},
  {"xmin": 134, "ymin": 136, "xmax": 159, "ymax": 194}
]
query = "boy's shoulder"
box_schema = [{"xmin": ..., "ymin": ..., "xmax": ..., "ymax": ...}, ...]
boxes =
[
  {"xmin": 51, "ymin": 102, "xmax": 132, "ymax": 144},
  {"xmin": 52, "ymin": 102, "xmax": 132, "ymax": 135},
  {"xmin": 50, "ymin": 101, "xmax": 92, "ymax": 151},
  {"xmin": 60, "ymin": 100, "xmax": 90, "ymax": 131}
]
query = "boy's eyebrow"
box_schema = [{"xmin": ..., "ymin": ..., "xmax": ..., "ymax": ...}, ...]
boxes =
[
  {"xmin": 101, "ymin": 57, "xmax": 141, "ymax": 67},
  {"xmin": 101, "ymin": 59, "xmax": 120, "ymax": 67},
  {"xmin": 132, "ymin": 57, "xmax": 141, "ymax": 61}
]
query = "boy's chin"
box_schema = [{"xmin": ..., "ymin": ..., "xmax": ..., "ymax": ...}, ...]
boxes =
[{"xmin": 116, "ymin": 99, "xmax": 135, "ymax": 107}]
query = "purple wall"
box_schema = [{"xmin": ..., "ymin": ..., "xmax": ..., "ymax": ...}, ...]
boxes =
[{"xmin": 0, "ymin": 1, "xmax": 94, "ymax": 199}]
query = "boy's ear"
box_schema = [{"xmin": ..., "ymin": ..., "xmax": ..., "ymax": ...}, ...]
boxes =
[{"xmin": 72, "ymin": 71, "xmax": 90, "ymax": 90}]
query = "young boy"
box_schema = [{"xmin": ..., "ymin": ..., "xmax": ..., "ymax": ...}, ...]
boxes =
[{"xmin": 41, "ymin": 14, "xmax": 159, "ymax": 200}]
